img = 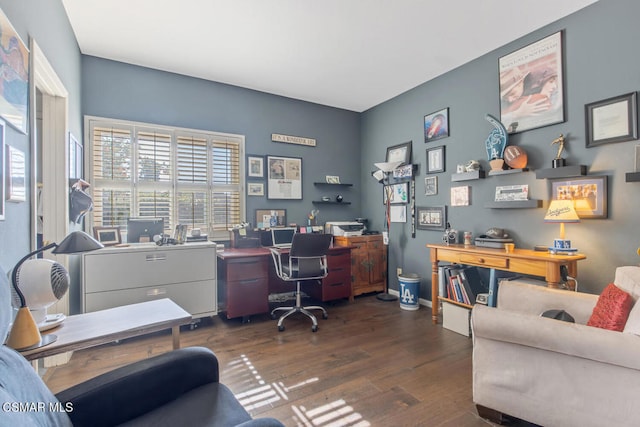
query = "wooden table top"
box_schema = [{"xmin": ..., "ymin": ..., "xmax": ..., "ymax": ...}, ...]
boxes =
[{"xmin": 20, "ymin": 298, "xmax": 192, "ymax": 361}]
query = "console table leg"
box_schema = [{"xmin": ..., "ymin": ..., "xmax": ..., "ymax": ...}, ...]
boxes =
[
  {"xmin": 430, "ymin": 251, "xmax": 439, "ymax": 324},
  {"xmin": 172, "ymin": 326, "xmax": 180, "ymax": 349}
]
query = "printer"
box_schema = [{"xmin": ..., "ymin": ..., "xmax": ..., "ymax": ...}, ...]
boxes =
[{"xmin": 325, "ymin": 221, "xmax": 365, "ymax": 236}]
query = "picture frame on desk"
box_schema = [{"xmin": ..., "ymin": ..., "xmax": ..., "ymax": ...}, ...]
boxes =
[{"xmin": 93, "ymin": 226, "xmax": 121, "ymax": 246}]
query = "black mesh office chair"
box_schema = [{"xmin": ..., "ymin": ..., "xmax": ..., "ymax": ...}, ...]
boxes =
[{"xmin": 269, "ymin": 233, "xmax": 333, "ymax": 332}]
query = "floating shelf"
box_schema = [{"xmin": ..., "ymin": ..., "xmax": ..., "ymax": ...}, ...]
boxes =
[
  {"xmin": 312, "ymin": 201, "xmax": 352, "ymax": 205},
  {"xmin": 535, "ymin": 165, "xmax": 587, "ymax": 179},
  {"xmin": 484, "ymin": 200, "xmax": 542, "ymax": 209},
  {"xmin": 451, "ymin": 170, "xmax": 486, "ymax": 182},
  {"xmin": 626, "ymin": 172, "xmax": 640, "ymax": 182},
  {"xmin": 313, "ymin": 182, "xmax": 353, "ymax": 186},
  {"xmin": 488, "ymin": 168, "xmax": 530, "ymax": 176}
]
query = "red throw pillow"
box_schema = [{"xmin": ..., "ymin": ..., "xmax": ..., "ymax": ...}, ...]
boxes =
[{"xmin": 587, "ymin": 283, "xmax": 633, "ymax": 331}]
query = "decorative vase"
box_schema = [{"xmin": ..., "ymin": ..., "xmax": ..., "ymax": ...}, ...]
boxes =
[{"xmin": 489, "ymin": 159, "xmax": 505, "ymax": 172}]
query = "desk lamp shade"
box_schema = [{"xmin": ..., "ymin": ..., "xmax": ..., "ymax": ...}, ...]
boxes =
[
  {"xmin": 7, "ymin": 231, "xmax": 103, "ymax": 350},
  {"xmin": 544, "ymin": 199, "xmax": 580, "ymax": 240}
]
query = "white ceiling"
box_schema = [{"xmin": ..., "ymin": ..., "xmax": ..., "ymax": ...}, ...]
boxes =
[{"xmin": 61, "ymin": 0, "xmax": 598, "ymax": 112}]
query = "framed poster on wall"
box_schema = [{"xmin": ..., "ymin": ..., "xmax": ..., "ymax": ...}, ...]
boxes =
[{"xmin": 267, "ymin": 155, "xmax": 302, "ymax": 199}]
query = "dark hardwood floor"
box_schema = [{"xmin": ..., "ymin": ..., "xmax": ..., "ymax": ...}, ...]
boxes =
[{"xmin": 43, "ymin": 295, "xmax": 533, "ymax": 426}]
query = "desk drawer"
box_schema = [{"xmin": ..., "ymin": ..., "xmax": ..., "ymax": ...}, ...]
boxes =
[
  {"xmin": 225, "ymin": 278, "xmax": 269, "ymax": 318},
  {"xmin": 458, "ymin": 253, "xmax": 508, "ymax": 269},
  {"xmin": 85, "ymin": 280, "xmax": 216, "ymax": 317},
  {"xmin": 226, "ymin": 257, "xmax": 268, "ymax": 281}
]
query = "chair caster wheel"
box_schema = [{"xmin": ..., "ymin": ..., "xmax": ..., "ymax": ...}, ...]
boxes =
[
  {"xmin": 322, "ymin": 313, "xmax": 328, "ymax": 320},
  {"xmin": 278, "ymin": 325, "xmax": 285, "ymax": 332},
  {"xmin": 312, "ymin": 325, "xmax": 318, "ymax": 332}
]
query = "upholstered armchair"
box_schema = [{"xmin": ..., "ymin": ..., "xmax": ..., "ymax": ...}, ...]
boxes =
[
  {"xmin": 472, "ymin": 266, "xmax": 640, "ymax": 427},
  {"xmin": 0, "ymin": 266, "xmax": 284, "ymax": 427}
]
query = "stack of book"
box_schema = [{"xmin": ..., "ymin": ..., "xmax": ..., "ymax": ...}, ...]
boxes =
[{"xmin": 439, "ymin": 265, "xmax": 488, "ymax": 305}]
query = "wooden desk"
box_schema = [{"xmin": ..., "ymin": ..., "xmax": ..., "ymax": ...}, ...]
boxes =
[
  {"xmin": 20, "ymin": 299, "xmax": 192, "ymax": 361},
  {"xmin": 426, "ymin": 244, "xmax": 587, "ymax": 324},
  {"xmin": 217, "ymin": 246, "xmax": 352, "ymax": 319}
]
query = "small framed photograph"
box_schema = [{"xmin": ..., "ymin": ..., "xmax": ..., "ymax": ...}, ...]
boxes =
[
  {"xmin": 248, "ymin": 182, "xmax": 264, "ymax": 196},
  {"xmin": 451, "ymin": 186, "xmax": 470, "ymax": 206},
  {"xmin": 550, "ymin": 175, "xmax": 608, "ymax": 219},
  {"xmin": 426, "ymin": 145, "xmax": 445, "ymax": 174},
  {"xmin": 424, "ymin": 176, "xmax": 438, "ymax": 196},
  {"xmin": 383, "ymin": 182, "xmax": 409, "ymax": 205},
  {"xmin": 255, "ymin": 209, "xmax": 286, "ymax": 228},
  {"xmin": 247, "ymin": 155, "xmax": 264, "ymax": 177},
  {"xmin": 92, "ymin": 226, "xmax": 121, "ymax": 246},
  {"xmin": 417, "ymin": 206, "xmax": 447, "ymax": 231},
  {"xmin": 6, "ymin": 145, "xmax": 26, "ymax": 202},
  {"xmin": 325, "ymin": 175, "xmax": 341, "ymax": 184},
  {"xmin": 386, "ymin": 141, "xmax": 412, "ymax": 166},
  {"xmin": 424, "ymin": 108, "xmax": 449, "ymax": 142},
  {"xmin": 585, "ymin": 92, "xmax": 638, "ymax": 148},
  {"xmin": 393, "ymin": 164, "xmax": 413, "ymax": 178}
]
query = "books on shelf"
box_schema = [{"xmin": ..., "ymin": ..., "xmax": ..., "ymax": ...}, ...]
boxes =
[{"xmin": 441, "ymin": 264, "xmax": 488, "ymax": 305}]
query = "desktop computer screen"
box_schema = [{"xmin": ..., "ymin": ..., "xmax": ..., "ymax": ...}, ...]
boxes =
[
  {"xmin": 271, "ymin": 227, "xmax": 296, "ymax": 248},
  {"xmin": 127, "ymin": 217, "xmax": 164, "ymax": 243}
]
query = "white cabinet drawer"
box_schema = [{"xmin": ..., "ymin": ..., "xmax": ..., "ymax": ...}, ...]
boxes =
[
  {"xmin": 84, "ymin": 246, "xmax": 215, "ymax": 293},
  {"xmin": 85, "ymin": 280, "xmax": 216, "ymax": 317}
]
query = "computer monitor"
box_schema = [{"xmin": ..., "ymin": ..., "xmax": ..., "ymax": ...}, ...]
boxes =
[
  {"xmin": 271, "ymin": 227, "xmax": 296, "ymax": 248},
  {"xmin": 127, "ymin": 217, "xmax": 164, "ymax": 243}
]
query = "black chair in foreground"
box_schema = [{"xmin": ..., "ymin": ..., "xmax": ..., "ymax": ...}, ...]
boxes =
[{"xmin": 269, "ymin": 233, "xmax": 333, "ymax": 332}]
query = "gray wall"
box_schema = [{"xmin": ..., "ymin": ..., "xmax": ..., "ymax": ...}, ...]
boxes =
[
  {"xmin": 81, "ymin": 57, "xmax": 362, "ymax": 229},
  {"xmin": 0, "ymin": 0, "xmax": 82, "ymax": 273},
  {"xmin": 361, "ymin": 0, "xmax": 639, "ymax": 297}
]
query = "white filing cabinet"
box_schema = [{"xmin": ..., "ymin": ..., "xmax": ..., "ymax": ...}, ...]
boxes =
[{"xmin": 82, "ymin": 242, "xmax": 217, "ymax": 318}]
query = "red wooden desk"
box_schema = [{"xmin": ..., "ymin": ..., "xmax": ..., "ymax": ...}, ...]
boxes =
[{"xmin": 217, "ymin": 246, "xmax": 352, "ymax": 320}]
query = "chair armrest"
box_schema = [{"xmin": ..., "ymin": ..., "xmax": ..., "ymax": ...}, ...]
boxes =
[
  {"xmin": 56, "ymin": 347, "xmax": 220, "ymax": 427},
  {"xmin": 472, "ymin": 304, "xmax": 640, "ymax": 370},
  {"xmin": 498, "ymin": 280, "xmax": 597, "ymax": 324}
]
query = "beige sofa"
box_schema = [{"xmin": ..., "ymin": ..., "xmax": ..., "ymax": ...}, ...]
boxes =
[{"xmin": 471, "ymin": 266, "xmax": 640, "ymax": 427}]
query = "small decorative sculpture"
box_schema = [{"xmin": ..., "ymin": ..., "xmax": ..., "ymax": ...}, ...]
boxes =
[
  {"xmin": 551, "ymin": 134, "xmax": 566, "ymax": 168},
  {"xmin": 485, "ymin": 114, "xmax": 508, "ymax": 171}
]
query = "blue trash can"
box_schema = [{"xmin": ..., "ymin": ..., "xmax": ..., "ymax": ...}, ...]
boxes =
[{"xmin": 399, "ymin": 273, "xmax": 420, "ymax": 311}]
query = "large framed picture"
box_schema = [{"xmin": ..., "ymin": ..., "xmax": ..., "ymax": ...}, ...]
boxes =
[
  {"xmin": 499, "ymin": 31, "xmax": 564, "ymax": 134},
  {"xmin": 426, "ymin": 145, "xmax": 445, "ymax": 174},
  {"xmin": 255, "ymin": 209, "xmax": 286, "ymax": 228},
  {"xmin": 550, "ymin": 176, "xmax": 608, "ymax": 219},
  {"xmin": 585, "ymin": 92, "xmax": 638, "ymax": 148},
  {"xmin": 0, "ymin": 9, "xmax": 29, "ymax": 134},
  {"xmin": 417, "ymin": 206, "xmax": 447, "ymax": 231},
  {"xmin": 267, "ymin": 155, "xmax": 302, "ymax": 199},
  {"xmin": 424, "ymin": 108, "xmax": 449, "ymax": 142},
  {"xmin": 385, "ymin": 141, "xmax": 412, "ymax": 166}
]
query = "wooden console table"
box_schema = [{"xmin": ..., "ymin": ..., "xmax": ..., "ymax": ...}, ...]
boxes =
[
  {"xmin": 20, "ymin": 299, "xmax": 192, "ymax": 361},
  {"xmin": 426, "ymin": 244, "xmax": 587, "ymax": 324}
]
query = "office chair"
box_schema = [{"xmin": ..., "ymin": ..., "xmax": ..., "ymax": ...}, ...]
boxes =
[{"xmin": 269, "ymin": 233, "xmax": 333, "ymax": 332}]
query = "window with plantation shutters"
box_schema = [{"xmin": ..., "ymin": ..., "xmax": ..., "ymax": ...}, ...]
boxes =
[{"xmin": 88, "ymin": 118, "xmax": 245, "ymax": 240}]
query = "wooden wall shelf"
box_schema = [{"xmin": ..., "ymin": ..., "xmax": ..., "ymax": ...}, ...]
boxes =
[
  {"xmin": 535, "ymin": 165, "xmax": 587, "ymax": 179},
  {"xmin": 484, "ymin": 200, "xmax": 542, "ymax": 209},
  {"xmin": 451, "ymin": 170, "xmax": 486, "ymax": 182},
  {"xmin": 312, "ymin": 201, "xmax": 351, "ymax": 205},
  {"xmin": 313, "ymin": 182, "xmax": 353, "ymax": 186},
  {"xmin": 625, "ymin": 172, "xmax": 640, "ymax": 182},
  {"xmin": 488, "ymin": 168, "xmax": 530, "ymax": 176}
]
